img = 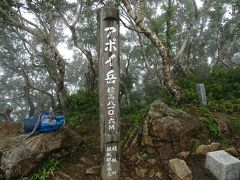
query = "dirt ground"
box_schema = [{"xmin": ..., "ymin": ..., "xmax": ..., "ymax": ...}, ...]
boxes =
[
  {"xmin": 49, "ymin": 120, "xmax": 218, "ymax": 180},
  {"xmin": 1, "ymin": 111, "xmax": 238, "ymax": 179},
  {"xmin": 0, "ymin": 109, "xmax": 240, "ymax": 180}
]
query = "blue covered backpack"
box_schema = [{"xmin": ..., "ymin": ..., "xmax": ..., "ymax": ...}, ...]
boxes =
[{"xmin": 23, "ymin": 112, "xmax": 65, "ymax": 138}]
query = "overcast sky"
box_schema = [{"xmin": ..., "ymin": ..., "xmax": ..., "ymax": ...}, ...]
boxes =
[{"xmin": 58, "ymin": 0, "xmax": 204, "ymax": 61}]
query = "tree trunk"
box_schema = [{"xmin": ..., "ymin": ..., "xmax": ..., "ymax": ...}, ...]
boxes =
[
  {"xmin": 0, "ymin": 5, "xmax": 68, "ymax": 109},
  {"xmin": 55, "ymin": 49, "xmax": 68, "ymax": 108},
  {"xmin": 122, "ymin": 0, "xmax": 181, "ymax": 99},
  {"xmin": 24, "ymin": 86, "xmax": 35, "ymax": 116},
  {"xmin": 83, "ymin": 50, "xmax": 95, "ymax": 97},
  {"xmin": 43, "ymin": 45, "xmax": 68, "ymax": 109},
  {"xmin": 57, "ymin": 4, "xmax": 97, "ymax": 97}
]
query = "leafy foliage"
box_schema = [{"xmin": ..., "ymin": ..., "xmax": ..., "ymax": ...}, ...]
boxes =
[
  {"xmin": 121, "ymin": 104, "xmax": 148, "ymax": 126},
  {"xmin": 207, "ymin": 67, "xmax": 240, "ymax": 100},
  {"xmin": 201, "ymin": 117, "xmax": 222, "ymax": 139},
  {"xmin": 65, "ymin": 90, "xmax": 99, "ymax": 127},
  {"xmin": 21, "ymin": 157, "xmax": 59, "ymax": 180},
  {"xmin": 177, "ymin": 74, "xmax": 198, "ymax": 104},
  {"xmin": 190, "ymin": 138, "xmax": 201, "ymax": 151},
  {"xmin": 120, "ymin": 103, "xmax": 149, "ymax": 145},
  {"xmin": 178, "ymin": 67, "xmax": 240, "ymax": 114},
  {"xmin": 230, "ymin": 117, "xmax": 240, "ymax": 135},
  {"xmin": 208, "ymin": 99, "xmax": 240, "ymax": 114}
]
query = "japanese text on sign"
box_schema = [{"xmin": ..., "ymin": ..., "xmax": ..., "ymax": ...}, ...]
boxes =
[
  {"xmin": 104, "ymin": 26, "xmax": 117, "ymax": 131},
  {"xmin": 106, "ymin": 145, "xmax": 118, "ymax": 177}
]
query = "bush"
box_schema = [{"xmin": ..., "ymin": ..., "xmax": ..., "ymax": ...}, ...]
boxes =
[
  {"xmin": 208, "ymin": 99, "xmax": 240, "ymax": 114},
  {"xmin": 190, "ymin": 138, "xmax": 201, "ymax": 151},
  {"xmin": 201, "ymin": 116, "xmax": 222, "ymax": 139},
  {"xmin": 21, "ymin": 157, "xmax": 59, "ymax": 180},
  {"xmin": 120, "ymin": 103, "xmax": 148, "ymax": 126},
  {"xmin": 178, "ymin": 67, "xmax": 240, "ymax": 113},
  {"xmin": 65, "ymin": 90, "xmax": 99, "ymax": 127},
  {"xmin": 177, "ymin": 74, "xmax": 202, "ymax": 105},
  {"xmin": 230, "ymin": 117, "xmax": 240, "ymax": 135},
  {"xmin": 120, "ymin": 103, "xmax": 149, "ymax": 146},
  {"xmin": 207, "ymin": 67, "xmax": 240, "ymax": 100}
]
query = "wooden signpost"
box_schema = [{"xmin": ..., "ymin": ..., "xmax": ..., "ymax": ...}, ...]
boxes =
[{"xmin": 97, "ymin": 3, "xmax": 120, "ymax": 180}]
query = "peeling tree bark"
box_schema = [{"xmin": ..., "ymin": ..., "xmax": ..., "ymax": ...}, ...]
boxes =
[
  {"xmin": 122, "ymin": 0, "xmax": 181, "ymax": 99},
  {"xmin": 58, "ymin": 3, "xmax": 96, "ymax": 97},
  {"xmin": 0, "ymin": 4, "xmax": 68, "ymax": 109},
  {"xmin": 21, "ymin": 66, "xmax": 35, "ymax": 116}
]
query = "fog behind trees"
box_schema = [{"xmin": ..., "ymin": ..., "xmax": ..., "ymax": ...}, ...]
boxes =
[{"xmin": 0, "ymin": 0, "xmax": 239, "ymax": 120}]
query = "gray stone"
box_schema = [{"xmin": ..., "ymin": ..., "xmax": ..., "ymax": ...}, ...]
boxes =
[
  {"xmin": 124, "ymin": 100, "xmax": 200, "ymax": 162},
  {"xmin": 85, "ymin": 166, "xmax": 100, "ymax": 175},
  {"xmin": 224, "ymin": 147, "xmax": 239, "ymax": 157},
  {"xmin": 196, "ymin": 142, "xmax": 220, "ymax": 156},
  {"xmin": 205, "ymin": 150, "xmax": 240, "ymax": 180},
  {"xmin": 148, "ymin": 158, "xmax": 157, "ymax": 165},
  {"xmin": 130, "ymin": 153, "xmax": 139, "ymax": 162},
  {"xmin": 135, "ymin": 167, "xmax": 148, "ymax": 178},
  {"xmin": 0, "ymin": 127, "xmax": 81, "ymax": 178},
  {"xmin": 169, "ymin": 158, "xmax": 192, "ymax": 180},
  {"xmin": 196, "ymin": 83, "xmax": 207, "ymax": 106},
  {"xmin": 80, "ymin": 157, "xmax": 94, "ymax": 166},
  {"xmin": 177, "ymin": 151, "xmax": 190, "ymax": 159},
  {"xmin": 124, "ymin": 177, "xmax": 134, "ymax": 180},
  {"xmin": 148, "ymin": 169, "xmax": 155, "ymax": 177}
]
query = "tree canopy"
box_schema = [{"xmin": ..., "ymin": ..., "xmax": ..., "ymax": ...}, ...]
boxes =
[{"xmin": 0, "ymin": 0, "xmax": 239, "ymax": 120}]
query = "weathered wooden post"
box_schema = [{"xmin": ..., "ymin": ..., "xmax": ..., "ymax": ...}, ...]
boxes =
[
  {"xmin": 97, "ymin": 3, "xmax": 120, "ymax": 180},
  {"xmin": 196, "ymin": 83, "xmax": 207, "ymax": 106}
]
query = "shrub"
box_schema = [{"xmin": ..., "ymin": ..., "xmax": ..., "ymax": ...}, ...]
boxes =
[
  {"xmin": 177, "ymin": 74, "xmax": 202, "ymax": 105},
  {"xmin": 65, "ymin": 90, "xmax": 99, "ymax": 127},
  {"xmin": 201, "ymin": 117, "xmax": 222, "ymax": 139},
  {"xmin": 190, "ymin": 138, "xmax": 201, "ymax": 151},
  {"xmin": 21, "ymin": 157, "xmax": 59, "ymax": 180},
  {"xmin": 120, "ymin": 104, "xmax": 149, "ymax": 145},
  {"xmin": 230, "ymin": 117, "xmax": 240, "ymax": 135},
  {"xmin": 206, "ymin": 67, "xmax": 240, "ymax": 101},
  {"xmin": 178, "ymin": 67, "xmax": 240, "ymax": 113},
  {"xmin": 120, "ymin": 104, "xmax": 148, "ymax": 126},
  {"xmin": 208, "ymin": 99, "xmax": 240, "ymax": 114}
]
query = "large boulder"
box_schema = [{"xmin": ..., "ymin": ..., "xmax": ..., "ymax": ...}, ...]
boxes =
[
  {"xmin": 124, "ymin": 100, "xmax": 200, "ymax": 170},
  {"xmin": 0, "ymin": 127, "xmax": 81, "ymax": 178}
]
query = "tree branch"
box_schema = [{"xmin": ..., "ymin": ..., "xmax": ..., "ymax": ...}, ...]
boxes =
[{"xmin": 0, "ymin": 6, "xmax": 45, "ymax": 40}]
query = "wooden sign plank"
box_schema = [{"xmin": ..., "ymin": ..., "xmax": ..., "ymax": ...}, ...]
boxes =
[{"xmin": 97, "ymin": 4, "xmax": 120, "ymax": 180}]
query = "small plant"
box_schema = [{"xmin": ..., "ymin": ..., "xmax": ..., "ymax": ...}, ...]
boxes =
[
  {"xmin": 198, "ymin": 106, "xmax": 209, "ymax": 115},
  {"xmin": 190, "ymin": 138, "xmax": 201, "ymax": 151},
  {"xmin": 201, "ymin": 117, "xmax": 222, "ymax": 139},
  {"xmin": 65, "ymin": 90, "xmax": 99, "ymax": 127},
  {"xmin": 208, "ymin": 100, "xmax": 240, "ymax": 114},
  {"xmin": 21, "ymin": 157, "xmax": 60, "ymax": 180},
  {"xmin": 78, "ymin": 136, "xmax": 92, "ymax": 150},
  {"xmin": 230, "ymin": 117, "xmax": 240, "ymax": 135},
  {"xmin": 120, "ymin": 104, "xmax": 149, "ymax": 146},
  {"xmin": 120, "ymin": 104, "xmax": 148, "ymax": 126}
]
